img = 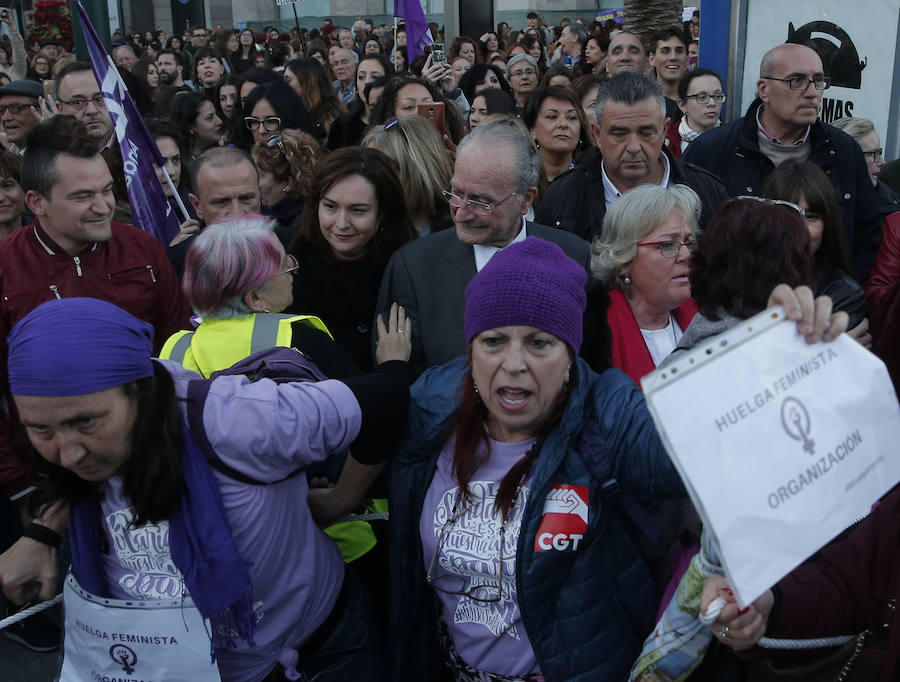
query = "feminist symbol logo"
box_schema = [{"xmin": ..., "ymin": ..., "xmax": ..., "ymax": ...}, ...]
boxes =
[
  {"xmin": 780, "ymin": 397, "xmax": 815, "ymax": 455},
  {"xmin": 109, "ymin": 644, "xmax": 137, "ymax": 674}
]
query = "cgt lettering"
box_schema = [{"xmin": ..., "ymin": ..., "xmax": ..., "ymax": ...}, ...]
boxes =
[{"xmin": 537, "ymin": 532, "xmax": 584, "ymax": 551}]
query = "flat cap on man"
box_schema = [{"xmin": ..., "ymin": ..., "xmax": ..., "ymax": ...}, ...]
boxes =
[{"xmin": 0, "ymin": 80, "xmax": 43, "ymax": 99}]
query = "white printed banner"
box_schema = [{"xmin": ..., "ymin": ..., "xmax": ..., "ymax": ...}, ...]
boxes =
[
  {"xmin": 643, "ymin": 309, "xmax": 900, "ymax": 607},
  {"xmin": 59, "ymin": 572, "xmax": 221, "ymax": 682}
]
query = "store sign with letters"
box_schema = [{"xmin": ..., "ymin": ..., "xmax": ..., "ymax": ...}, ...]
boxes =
[{"xmin": 643, "ymin": 307, "xmax": 900, "ymax": 607}]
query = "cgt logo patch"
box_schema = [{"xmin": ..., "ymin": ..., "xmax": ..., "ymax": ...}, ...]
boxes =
[{"xmin": 534, "ymin": 485, "xmax": 589, "ymax": 552}]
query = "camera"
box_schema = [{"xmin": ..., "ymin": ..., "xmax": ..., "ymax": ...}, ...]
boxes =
[{"xmin": 1, "ymin": 10, "xmax": 10, "ymax": 20}]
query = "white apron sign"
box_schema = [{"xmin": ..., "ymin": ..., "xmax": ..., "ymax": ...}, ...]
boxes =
[
  {"xmin": 60, "ymin": 572, "xmax": 221, "ymax": 681},
  {"xmin": 642, "ymin": 307, "xmax": 900, "ymax": 608}
]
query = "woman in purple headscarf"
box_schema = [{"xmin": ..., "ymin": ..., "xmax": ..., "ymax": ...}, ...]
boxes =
[{"xmin": 0, "ymin": 297, "xmax": 407, "ymax": 682}]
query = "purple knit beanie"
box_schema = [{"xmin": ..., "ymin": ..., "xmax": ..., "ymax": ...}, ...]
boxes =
[{"xmin": 464, "ymin": 237, "xmax": 587, "ymax": 352}]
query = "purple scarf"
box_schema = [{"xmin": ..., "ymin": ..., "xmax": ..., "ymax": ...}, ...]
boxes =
[{"xmin": 69, "ymin": 423, "xmax": 256, "ymax": 657}]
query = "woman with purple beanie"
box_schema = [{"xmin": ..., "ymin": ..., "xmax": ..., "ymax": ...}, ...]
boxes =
[{"xmin": 387, "ymin": 237, "xmax": 848, "ymax": 682}]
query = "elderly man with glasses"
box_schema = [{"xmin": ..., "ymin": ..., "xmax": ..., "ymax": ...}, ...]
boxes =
[
  {"xmin": 374, "ymin": 121, "xmax": 590, "ymax": 375},
  {"xmin": 683, "ymin": 42, "xmax": 881, "ymax": 283},
  {"xmin": 0, "ymin": 80, "xmax": 42, "ymax": 154}
]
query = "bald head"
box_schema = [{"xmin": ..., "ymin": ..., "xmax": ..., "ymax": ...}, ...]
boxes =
[
  {"xmin": 760, "ymin": 43, "xmax": 822, "ymax": 79},
  {"xmin": 188, "ymin": 148, "xmax": 260, "ymax": 225},
  {"xmin": 757, "ymin": 42, "xmax": 826, "ymax": 142}
]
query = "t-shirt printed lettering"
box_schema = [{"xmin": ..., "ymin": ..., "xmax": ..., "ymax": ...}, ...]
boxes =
[
  {"xmin": 420, "ymin": 436, "xmax": 540, "ymax": 676},
  {"xmin": 100, "ymin": 475, "xmax": 184, "ymax": 600}
]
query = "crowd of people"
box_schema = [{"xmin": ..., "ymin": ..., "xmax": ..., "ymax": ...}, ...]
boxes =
[{"xmin": 0, "ymin": 7, "xmax": 897, "ymax": 682}]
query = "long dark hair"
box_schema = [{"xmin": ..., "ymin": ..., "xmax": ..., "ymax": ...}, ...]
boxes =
[
  {"xmin": 26, "ymin": 362, "xmax": 185, "ymax": 526},
  {"xmin": 295, "ymin": 146, "xmax": 416, "ymax": 261},
  {"xmin": 283, "ymin": 58, "xmax": 346, "ymax": 133},
  {"xmin": 368, "ymin": 76, "xmax": 465, "ymax": 144},
  {"xmin": 458, "ymin": 63, "xmax": 513, "ymax": 103},
  {"xmin": 759, "ymin": 160, "xmax": 852, "ymax": 274}
]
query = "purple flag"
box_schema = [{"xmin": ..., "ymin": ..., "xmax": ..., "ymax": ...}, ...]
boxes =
[
  {"xmin": 74, "ymin": 0, "xmax": 180, "ymax": 245},
  {"xmin": 394, "ymin": 0, "xmax": 434, "ymax": 64}
]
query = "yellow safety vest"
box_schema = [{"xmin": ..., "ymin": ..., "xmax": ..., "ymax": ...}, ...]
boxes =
[{"xmin": 159, "ymin": 313, "xmax": 378, "ymax": 563}]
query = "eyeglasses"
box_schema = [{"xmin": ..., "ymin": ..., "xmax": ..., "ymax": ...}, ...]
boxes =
[
  {"xmin": 191, "ymin": 32, "xmax": 208, "ymax": 39},
  {"xmin": 509, "ymin": 68, "xmax": 536, "ymax": 78},
  {"xmin": 862, "ymin": 148, "xmax": 883, "ymax": 163},
  {"xmin": 442, "ymin": 189, "xmax": 519, "ymax": 214},
  {"xmin": 0, "ymin": 102, "xmax": 34, "ymax": 116},
  {"xmin": 57, "ymin": 94, "xmax": 106, "ymax": 110},
  {"xmin": 637, "ymin": 238, "xmax": 697, "ymax": 258},
  {"xmin": 734, "ymin": 195, "xmax": 806, "ymax": 218},
  {"xmin": 245, "ymin": 116, "xmax": 282, "ymax": 132},
  {"xmin": 275, "ymin": 254, "xmax": 299, "ymax": 277},
  {"xmin": 761, "ymin": 75, "xmax": 831, "ymax": 91},
  {"xmin": 425, "ymin": 495, "xmax": 506, "ymax": 603},
  {"xmin": 684, "ymin": 91, "xmax": 726, "ymax": 105}
]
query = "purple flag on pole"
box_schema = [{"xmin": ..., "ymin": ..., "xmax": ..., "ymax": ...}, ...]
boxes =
[
  {"xmin": 394, "ymin": 0, "xmax": 434, "ymax": 64},
  {"xmin": 74, "ymin": 0, "xmax": 180, "ymax": 245}
]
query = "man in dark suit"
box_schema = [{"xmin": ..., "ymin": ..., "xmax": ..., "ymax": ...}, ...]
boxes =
[{"xmin": 374, "ymin": 122, "xmax": 591, "ymax": 375}]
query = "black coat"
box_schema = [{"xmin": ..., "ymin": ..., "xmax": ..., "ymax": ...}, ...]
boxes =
[
  {"xmin": 535, "ymin": 145, "xmax": 728, "ymax": 243},
  {"xmin": 682, "ymin": 98, "xmax": 883, "ymax": 283},
  {"xmin": 287, "ymin": 243, "xmax": 388, "ymax": 373}
]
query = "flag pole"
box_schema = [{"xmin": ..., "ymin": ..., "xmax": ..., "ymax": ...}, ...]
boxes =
[{"xmin": 161, "ymin": 169, "xmax": 191, "ymax": 223}]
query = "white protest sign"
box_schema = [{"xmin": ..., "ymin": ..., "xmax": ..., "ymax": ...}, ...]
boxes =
[
  {"xmin": 643, "ymin": 308, "xmax": 900, "ymax": 608},
  {"xmin": 59, "ymin": 572, "xmax": 221, "ymax": 681}
]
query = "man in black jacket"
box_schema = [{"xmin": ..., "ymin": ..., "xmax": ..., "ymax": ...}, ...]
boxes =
[
  {"xmin": 536, "ymin": 72, "xmax": 727, "ymax": 243},
  {"xmin": 682, "ymin": 42, "xmax": 881, "ymax": 283}
]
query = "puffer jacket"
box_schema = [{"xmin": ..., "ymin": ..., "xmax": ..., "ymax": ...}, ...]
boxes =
[{"xmin": 388, "ymin": 356, "xmax": 685, "ymax": 682}]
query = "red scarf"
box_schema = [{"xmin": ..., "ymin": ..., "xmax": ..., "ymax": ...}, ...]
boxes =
[{"xmin": 607, "ymin": 288, "xmax": 698, "ymax": 387}]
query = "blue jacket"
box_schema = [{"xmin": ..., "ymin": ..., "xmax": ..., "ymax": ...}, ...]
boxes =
[
  {"xmin": 388, "ymin": 356, "xmax": 685, "ymax": 682},
  {"xmin": 682, "ymin": 98, "xmax": 882, "ymax": 284}
]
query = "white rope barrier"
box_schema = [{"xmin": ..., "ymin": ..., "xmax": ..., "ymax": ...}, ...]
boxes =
[
  {"xmin": 701, "ymin": 596, "xmax": 855, "ymax": 649},
  {"xmin": 0, "ymin": 593, "xmax": 63, "ymax": 631},
  {"xmin": 0, "ymin": 514, "xmax": 389, "ymax": 631}
]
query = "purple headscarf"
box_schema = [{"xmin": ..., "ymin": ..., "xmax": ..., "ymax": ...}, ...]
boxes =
[
  {"xmin": 8, "ymin": 297, "xmax": 256, "ymax": 656},
  {"xmin": 7, "ymin": 297, "xmax": 154, "ymax": 396}
]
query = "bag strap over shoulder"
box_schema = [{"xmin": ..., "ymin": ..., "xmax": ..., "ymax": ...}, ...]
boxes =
[
  {"xmin": 580, "ymin": 414, "xmax": 664, "ymax": 546},
  {"xmin": 185, "ymin": 345, "xmax": 325, "ymax": 485}
]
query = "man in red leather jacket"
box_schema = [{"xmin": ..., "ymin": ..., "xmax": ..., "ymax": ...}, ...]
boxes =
[{"xmin": 0, "ymin": 116, "xmax": 190, "ymax": 500}]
